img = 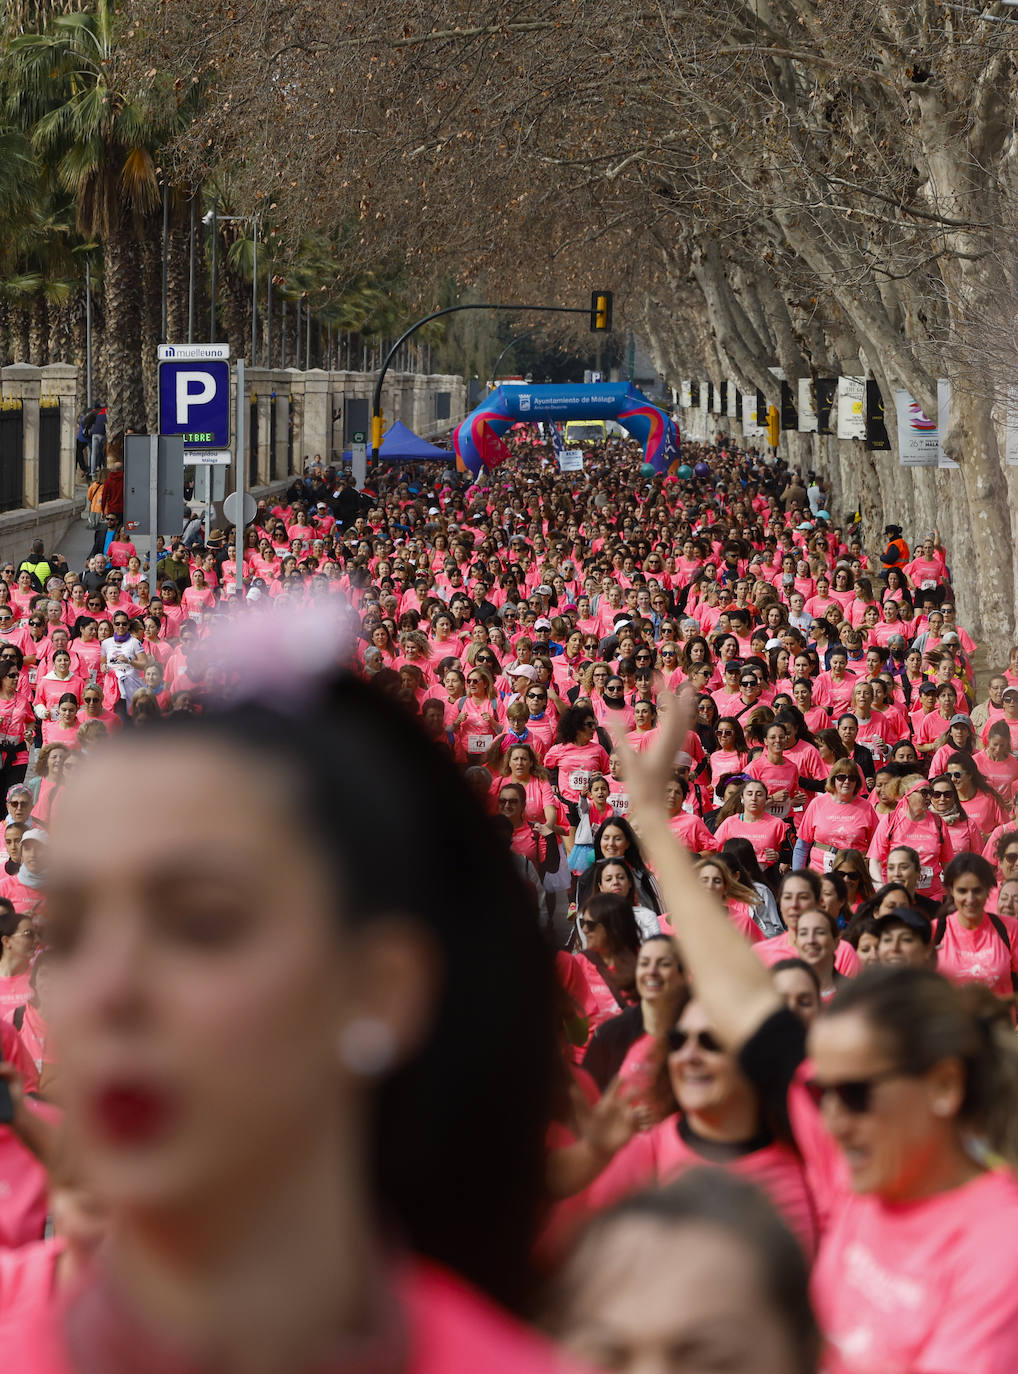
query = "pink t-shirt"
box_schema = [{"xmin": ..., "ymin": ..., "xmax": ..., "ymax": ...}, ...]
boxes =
[
  {"xmin": 587, "ymin": 1114, "xmax": 818, "ymax": 1254},
  {"xmin": 667, "ymin": 810, "xmax": 718, "ymax": 855},
  {"xmin": 713, "ymin": 813, "xmax": 788, "ymax": 866},
  {"xmin": 0, "ymin": 1255, "xmax": 584, "ymax": 1374},
  {"xmin": 867, "ymin": 809, "xmax": 955, "ymax": 897},
  {"xmin": 934, "ymin": 911, "xmax": 1018, "ymax": 998},
  {"xmin": 756, "ymin": 933, "xmax": 861, "ymax": 976},
  {"xmin": 543, "ymin": 741, "xmax": 611, "ymax": 803},
  {"xmin": 797, "ymin": 794, "xmax": 878, "ymax": 856},
  {"xmin": 813, "ymin": 1169, "xmax": 1018, "ymax": 1374}
]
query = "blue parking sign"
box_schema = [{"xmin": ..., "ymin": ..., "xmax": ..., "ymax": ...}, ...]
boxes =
[{"xmin": 158, "ymin": 356, "xmax": 230, "ymax": 448}]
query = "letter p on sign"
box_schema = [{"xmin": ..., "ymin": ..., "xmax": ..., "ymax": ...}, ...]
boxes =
[
  {"xmin": 176, "ymin": 371, "xmax": 216, "ymax": 422},
  {"xmin": 158, "ymin": 357, "xmax": 230, "ymax": 448}
]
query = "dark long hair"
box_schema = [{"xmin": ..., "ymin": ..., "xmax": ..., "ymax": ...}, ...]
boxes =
[{"xmin": 141, "ymin": 674, "xmax": 555, "ymax": 1312}]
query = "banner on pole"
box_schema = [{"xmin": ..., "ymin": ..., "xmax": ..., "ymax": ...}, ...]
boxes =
[
  {"xmin": 742, "ymin": 391, "xmax": 764, "ymax": 438},
  {"xmin": 797, "ymin": 378, "xmax": 818, "ymax": 433},
  {"xmin": 837, "ymin": 377, "xmax": 867, "ymax": 440},
  {"xmin": 937, "ymin": 379, "xmax": 958, "ymax": 468},
  {"xmin": 680, "ymin": 380, "xmax": 692, "ymax": 408},
  {"xmin": 726, "ymin": 379, "xmax": 738, "ymax": 419},
  {"xmin": 866, "ymin": 380, "xmax": 890, "ymax": 451},
  {"xmin": 894, "ymin": 390, "xmax": 939, "ymax": 466}
]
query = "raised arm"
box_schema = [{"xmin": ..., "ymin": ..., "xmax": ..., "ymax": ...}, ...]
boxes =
[{"xmin": 607, "ymin": 688, "xmax": 781, "ymax": 1052}]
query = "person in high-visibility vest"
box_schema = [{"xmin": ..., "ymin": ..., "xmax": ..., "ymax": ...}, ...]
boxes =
[{"xmin": 881, "ymin": 523, "xmax": 910, "ymax": 570}]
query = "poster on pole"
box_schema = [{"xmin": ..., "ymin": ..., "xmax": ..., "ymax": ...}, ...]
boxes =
[
  {"xmin": 741, "ymin": 391, "xmax": 764, "ymax": 437},
  {"xmin": 894, "ymin": 390, "xmax": 939, "ymax": 466},
  {"xmin": 837, "ymin": 377, "xmax": 867, "ymax": 440},
  {"xmin": 937, "ymin": 378, "xmax": 958, "ymax": 468},
  {"xmin": 1005, "ymin": 386, "xmax": 1018, "ymax": 466},
  {"xmin": 797, "ymin": 378, "xmax": 818, "ymax": 433},
  {"xmin": 558, "ymin": 449, "xmax": 584, "ymax": 472}
]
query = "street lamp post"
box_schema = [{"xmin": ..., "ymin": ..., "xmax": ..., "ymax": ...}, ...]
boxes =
[
  {"xmin": 489, "ymin": 332, "xmax": 532, "ymax": 391},
  {"xmin": 369, "ymin": 301, "xmax": 595, "ymax": 466},
  {"xmin": 206, "ymin": 211, "xmax": 261, "ymax": 362}
]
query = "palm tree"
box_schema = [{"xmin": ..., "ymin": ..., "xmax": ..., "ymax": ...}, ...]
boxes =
[{"xmin": 5, "ymin": 0, "xmax": 197, "ymax": 438}]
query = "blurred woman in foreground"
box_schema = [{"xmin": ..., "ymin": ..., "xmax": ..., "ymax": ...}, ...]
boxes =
[{"xmin": 1, "ymin": 667, "xmax": 569, "ymax": 1374}]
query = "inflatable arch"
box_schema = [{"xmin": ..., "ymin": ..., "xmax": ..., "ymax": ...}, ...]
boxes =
[{"xmin": 453, "ymin": 382, "xmax": 680, "ymax": 477}]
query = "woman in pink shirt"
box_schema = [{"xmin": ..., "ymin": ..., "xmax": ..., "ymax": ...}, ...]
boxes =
[
  {"xmin": 544, "ymin": 706, "xmax": 610, "ymax": 810},
  {"xmin": 714, "ymin": 779, "xmax": 789, "ymax": 871},
  {"xmin": 794, "ymin": 761, "xmax": 878, "ymax": 871},
  {"xmin": 612, "ymin": 695, "xmax": 1018, "ymax": 1374},
  {"xmin": 867, "ymin": 777, "xmax": 955, "ymax": 899},
  {"xmin": 933, "ymin": 851, "xmax": 1018, "ymax": 998},
  {"xmin": 0, "ymin": 671, "xmax": 574, "ymax": 1374}
]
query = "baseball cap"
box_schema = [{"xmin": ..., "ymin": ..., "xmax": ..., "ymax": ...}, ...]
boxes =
[
  {"xmin": 534, "ymin": 617, "xmax": 552, "ymax": 630},
  {"xmin": 1003, "ymin": 687, "xmax": 1018, "ymax": 701},
  {"xmin": 949, "ymin": 714, "xmax": 972, "ymax": 728},
  {"xmin": 509, "ymin": 663, "xmax": 538, "ymax": 682},
  {"xmin": 873, "ymin": 906, "xmax": 933, "ymax": 942}
]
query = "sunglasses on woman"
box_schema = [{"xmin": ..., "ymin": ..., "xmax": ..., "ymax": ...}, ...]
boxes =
[
  {"xmin": 808, "ymin": 1068, "xmax": 904, "ymax": 1114},
  {"xmin": 578, "ymin": 918, "xmax": 602, "ymax": 933},
  {"xmin": 667, "ymin": 1027, "xmax": 722, "ymax": 1054}
]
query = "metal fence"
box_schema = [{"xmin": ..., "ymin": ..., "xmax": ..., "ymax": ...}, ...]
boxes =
[
  {"xmin": 0, "ymin": 402, "xmax": 24, "ymax": 512},
  {"xmin": 39, "ymin": 399, "xmax": 60, "ymax": 503}
]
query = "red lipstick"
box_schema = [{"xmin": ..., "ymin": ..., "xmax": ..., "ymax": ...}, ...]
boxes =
[{"xmin": 91, "ymin": 1083, "xmax": 174, "ymax": 1145}]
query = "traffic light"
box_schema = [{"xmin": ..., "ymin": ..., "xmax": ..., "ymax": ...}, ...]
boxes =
[
  {"xmin": 766, "ymin": 404, "xmax": 780, "ymax": 447},
  {"xmin": 590, "ymin": 291, "xmax": 613, "ymax": 332}
]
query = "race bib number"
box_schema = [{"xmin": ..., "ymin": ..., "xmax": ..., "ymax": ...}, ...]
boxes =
[
  {"xmin": 611, "ymin": 793, "xmax": 630, "ymax": 814},
  {"xmin": 820, "ymin": 848, "xmax": 836, "ymax": 873},
  {"xmin": 467, "ymin": 733, "xmax": 493, "ymax": 754},
  {"xmin": 27, "ymin": 668, "xmax": 36, "ymax": 685},
  {"xmin": 569, "ymin": 769, "xmax": 590, "ymax": 793},
  {"xmin": 766, "ymin": 798, "xmax": 791, "ymax": 819},
  {"xmin": 921, "ymin": 578, "xmax": 937, "ymax": 590},
  {"xmin": 918, "ymin": 864, "xmax": 934, "ymax": 889},
  {"xmin": 868, "ymin": 737, "xmax": 889, "ymax": 762}
]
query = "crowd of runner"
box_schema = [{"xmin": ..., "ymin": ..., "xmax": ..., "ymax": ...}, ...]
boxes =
[{"xmin": 1, "ymin": 428, "xmax": 1017, "ymax": 1373}]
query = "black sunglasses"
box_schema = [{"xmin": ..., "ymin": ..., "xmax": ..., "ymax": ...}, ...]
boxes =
[
  {"xmin": 807, "ymin": 1068, "xmax": 904, "ymax": 1115},
  {"xmin": 667, "ymin": 1027, "xmax": 722, "ymax": 1054},
  {"xmin": 578, "ymin": 918, "xmax": 601, "ymax": 933}
]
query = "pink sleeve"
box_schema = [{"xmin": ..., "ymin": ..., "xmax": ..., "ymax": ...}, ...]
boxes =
[{"xmin": 584, "ymin": 1130, "xmax": 657, "ymax": 1211}]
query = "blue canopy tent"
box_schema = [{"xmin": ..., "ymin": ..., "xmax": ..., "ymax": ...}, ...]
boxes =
[{"xmin": 341, "ymin": 419, "xmax": 454, "ymax": 462}]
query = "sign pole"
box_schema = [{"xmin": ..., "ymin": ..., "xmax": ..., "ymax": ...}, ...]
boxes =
[
  {"xmin": 148, "ymin": 433, "xmax": 159, "ymax": 598},
  {"xmin": 234, "ymin": 359, "xmax": 245, "ymax": 600}
]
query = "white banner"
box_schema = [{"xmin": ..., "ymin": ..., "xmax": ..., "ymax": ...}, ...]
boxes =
[
  {"xmin": 742, "ymin": 391, "xmax": 764, "ymax": 437},
  {"xmin": 727, "ymin": 379, "xmax": 738, "ymax": 418},
  {"xmin": 894, "ymin": 390, "xmax": 939, "ymax": 466},
  {"xmin": 700, "ymin": 381, "xmax": 710, "ymax": 413},
  {"xmin": 837, "ymin": 377, "xmax": 867, "ymax": 440},
  {"xmin": 558, "ymin": 449, "xmax": 584, "ymax": 472},
  {"xmin": 937, "ymin": 378, "xmax": 958, "ymax": 468},
  {"xmin": 680, "ymin": 380, "xmax": 692, "ymax": 408},
  {"xmin": 797, "ymin": 378, "xmax": 818, "ymax": 433},
  {"xmin": 1005, "ymin": 386, "xmax": 1018, "ymax": 466}
]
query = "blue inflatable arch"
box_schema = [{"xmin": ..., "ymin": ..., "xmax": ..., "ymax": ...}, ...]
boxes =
[{"xmin": 453, "ymin": 382, "xmax": 679, "ymax": 477}]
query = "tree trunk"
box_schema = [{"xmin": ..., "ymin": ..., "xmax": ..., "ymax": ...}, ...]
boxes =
[
  {"xmin": 139, "ymin": 230, "xmax": 162, "ymax": 430},
  {"xmin": 102, "ymin": 212, "xmax": 146, "ymax": 440}
]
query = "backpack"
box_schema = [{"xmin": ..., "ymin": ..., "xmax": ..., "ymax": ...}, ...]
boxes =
[{"xmin": 933, "ymin": 910, "xmax": 1018, "ymax": 993}]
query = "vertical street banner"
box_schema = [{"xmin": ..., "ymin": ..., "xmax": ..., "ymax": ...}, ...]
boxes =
[
  {"xmin": 780, "ymin": 380, "xmax": 798, "ymax": 431},
  {"xmin": 865, "ymin": 379, "xmax": 890, "ymax": 451},
  {"xmin": 894, "ymin": 390, "xmax": 939, "ymax": 466},
  {"xmin": 836, "ymin": 377, "xmax": 867, "ymax": 440},
  {"xmin": 797, "ymin": 378, "xmax": 818, "ymax": 433},
  {"xmin": 680, "ymin": 380, "xmax": 693, "ymax": 408},
  {"xmin": 937, "ymin": 379, "xmax": 958, "ymax": 468},
  {"xmin": 1005, "ymin": 386, "xmax": 1018, "ymax": 466},
  {"xmin": 742, "ymin": 391, "xmax": 764, "ymax": 438},
  {"xmin": 816, "ymin": 379, "xmax": 837, "ymax": 435},
  {"xmin": 726, "ymin": 379, "xmax": 738, "ymax": 419}
]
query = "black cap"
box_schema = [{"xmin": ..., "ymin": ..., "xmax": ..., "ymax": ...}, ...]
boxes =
[{"xmin": 873, "ymin": 906, "xmax": 933, "ymax": 942}]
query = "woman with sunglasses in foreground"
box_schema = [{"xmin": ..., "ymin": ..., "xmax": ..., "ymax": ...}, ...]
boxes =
[{"xmin": 609, "ymin": 688, "xmax": 1018, "ymax": 1374}]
